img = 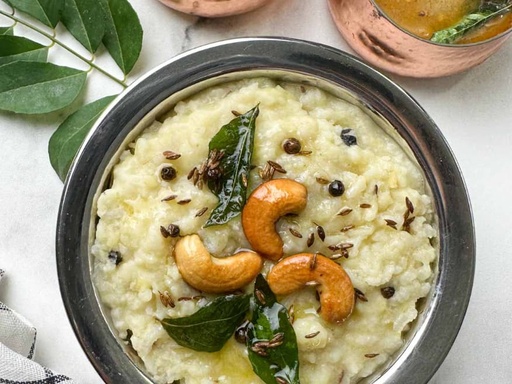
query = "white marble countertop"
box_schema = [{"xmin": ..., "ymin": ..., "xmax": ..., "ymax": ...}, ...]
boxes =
[{"xmin": 1, "ymin": 0, "xmax": 511, "ymax": 383}]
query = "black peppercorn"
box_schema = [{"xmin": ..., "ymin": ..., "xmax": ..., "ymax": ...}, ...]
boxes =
[
  {"xmin": 108, "ymin": 250, "xmax": 123, "ymax": 265},
  {"xmin": 341, "ymin": 128, "xmax": 357, "ymax": 146},
  {"xmin": 234, "ymin": 320, "xmax": 249, "ymax": 344},
  {"xmin": 167, "ymin": 224, "xmax": 180, "ymax": 237},
  {"xmin": 282, "ymin": 138, "xmax": 302, "ymax": 154},
  {"xmin": 160, "ymin": 166, "xmax": 177, "ymax": 181},
  {"xmin": 381, "ymin": 286, "xmax": 396, "ymax": 299},
  {"xmin": 328, "ymin": 180, "xmax": 345, "ymax": 197}
]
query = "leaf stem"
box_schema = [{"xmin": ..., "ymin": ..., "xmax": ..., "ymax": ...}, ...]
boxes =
[{"xmin": 0, "ymin": 9, "xmax": 127, "ymax": 88}]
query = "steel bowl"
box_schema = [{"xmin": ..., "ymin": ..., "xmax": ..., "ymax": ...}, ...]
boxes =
[
  {"xmin": 56, "ymin": 37, "xmax": 475, "ymax": 384},
  {"xmin": 328, "ymin": 0, "xmax": 512, "ymax": 78}
]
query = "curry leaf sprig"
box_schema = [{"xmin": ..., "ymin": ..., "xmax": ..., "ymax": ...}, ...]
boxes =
[
  {"xmin": 430, "ymin": 1, "xmax": 512, "ymax": 44},
  {"xmin": 0, "ymin": 0, "xmax": 143, "ymax": 181}
]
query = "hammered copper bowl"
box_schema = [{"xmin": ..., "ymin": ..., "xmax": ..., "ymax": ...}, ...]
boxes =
[
  {"xmin": 328, "ymin": 0, "xmax": 512, "ymax": 77},
  {"xmin": 157, "ymin": 0, "xmax": 273, "ymax": 17},
  {"xmin": 56, "ymin": 37, "xmax": 475, "ymax": 384}
]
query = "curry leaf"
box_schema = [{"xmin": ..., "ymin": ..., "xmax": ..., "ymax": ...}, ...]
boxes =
[
  {"xmin": 0, "ymin": 35, "xmax": 48, "ymax": 65},
  {"xmin": 161, "ymin": 294, "xmax": 250, "ymax": 352},
  {"xmin": 49, "ymin": 95, "xmax": 116, "ymax": 181},
  {"xmin": 0, "ymin": 26, "xmax": 14, "ymax": 35},
  {"xmin": 431, "ymin": 3, "xmax": 512, "ymax": 44},
  {"xmin": 204, "ymin": 105, "xmax": 259, "ymax": 227},
  {"xmin": 100, "ymin": 0, "xmax": 143, "ymax": 75},
  {"xmin": 0, "ymin": 61, "xmax": 87, "ymax": 114},
  {"xmin": 61, "ymin": 0, "xmax": 106, "ymax": 53},
  {"xmin": 4, "ymin": 0, "xmax": 63, "ymax": 28},
  {"xmin": 247, "ymin": 275, "xmax": 300, "ymax": 384}
]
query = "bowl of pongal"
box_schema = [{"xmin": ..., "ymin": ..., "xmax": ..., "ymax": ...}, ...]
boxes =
[
  {"xmin": 56, "ymin": 37, "xmax": 475, "ymax": 384},
  {"xmin": 328, "ymin": 0, "xmax": 512, "ymax": 77}
]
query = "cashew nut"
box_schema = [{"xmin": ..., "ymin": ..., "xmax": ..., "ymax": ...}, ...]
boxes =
[
  {"xmin": 242, "ymin": 179, "xmax": 307, "ymax": 261},
  {"xmin": 173, "ymin": 234, "xmax": 263, "ymax": 293},
  {"xmin": 267, "ymin": 253, "xmax": 355, "ymax": 324}
]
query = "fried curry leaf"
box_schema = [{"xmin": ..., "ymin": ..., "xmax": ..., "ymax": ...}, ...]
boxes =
[
  {"xmin": 431, "ymin": 3, "xmax": 512, "ymax": 44},
  {"xmin": 161, "ymin": 294, "xmax": 250, "ymax": 352},
  {"xmin": 204, "ymin": 105, "xmax": 259, "ymax": 227},
  {"xmin": 247, "ymin": 275, "xmax": 300, "ymax": 384}
]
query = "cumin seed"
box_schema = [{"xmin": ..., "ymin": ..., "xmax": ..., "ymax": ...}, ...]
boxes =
[
  {"xmin": 307, "ymin": 232, "xmax": 315, "ymax": 247},
  {"xmin": 365, "ymin": 353, "xmax": 379, "ymax": 358},
  {"xmin": 316, "ymin": 177, "xmax": 330, "ymax": 185},
  {"xmin": 316, "ymin": 225, "xmax": 326, "ymax": 241},
  {"xmin": 158, "ymin": 291, "xmax": 175, "ymax": 308},
  {"xmin": 374, "ymin": 184, "xmax": 379, "ymax": 195},
  {"xmin": 337, "ymin": 208, "xmax": 353, "ymax": 216},
  {"xmin": 405, "ymin": 196, "xmax": 414, "ymax": 214},
  {"xmin": 177, "ymin": 199, "xmax": 191, "ymax": 205},
  {"xmin": 268, "ymin": 160, "xmax": 287, "ymax": 174},
  {"xmin": 289, "ymin": 227, "xmax": 303, "ymax": 238},
  {"xmin": 298, "ymin": 150, "xmax": 312, "ymax": 155},
  {"xmin": 305, "ymin": 331, "xmax": 320, "ymax": 339},
  {"xmin": 187, "ymin": 167, "xmax": 197, "ymax": 180},
  {"xmin": 231, "ymin": 110, "xmax": 241, "ymax": 116},
  {"xmin": 340, "ymin": 225, "xmax": 355, "ymax": 232},
  {"xmin": 195, "ymin": 207, "xmax": 208, "ymax": 217},
  {"xmin": 385, "ymin": 219, "xmax": 397, "ymax": 228},
  {"xmin": 354, "ymin": 287, "xmax": 368, "ymax": 302},
  {"xmin": 161, "ymin": 194, "xmax": 177, "ymax": 202},
  {"xmin": 359, "ymin": 203, "xmax": 372, "ymax": 208},
  {"xmin": 163, "ymin": 150, "xmax": 181, "ymax": 160}
]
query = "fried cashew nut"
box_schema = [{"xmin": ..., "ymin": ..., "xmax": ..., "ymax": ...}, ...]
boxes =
[
  {"xmin": 173, "ymin": 234, "xmax": 263, "ymax": 293},
  {"xmin": 242, "ymin": 179, "xmax": 307, "ymax": 261},
  {"xmin": 267, "ymin": 253, "xmax": 355, "ymax": 324}
]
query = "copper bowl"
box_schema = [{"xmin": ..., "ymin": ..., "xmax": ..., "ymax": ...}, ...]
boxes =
[
  {"xmin": 328, "ymin": 0, "xmax": 512, "ymax": 78},
  {"xmin": 157, "ymin": 0, "xmax": 273, "ymax": 18}
]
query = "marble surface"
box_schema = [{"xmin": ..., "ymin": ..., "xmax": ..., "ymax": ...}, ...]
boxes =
[{"xmin": 0, "ymin": 0, "xmax": 511, "ymax": 383}]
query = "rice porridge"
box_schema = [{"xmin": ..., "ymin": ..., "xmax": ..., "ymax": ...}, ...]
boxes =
[{"xmin": 92, "ymin": 78, "xmax": 437, "ymax": 383}]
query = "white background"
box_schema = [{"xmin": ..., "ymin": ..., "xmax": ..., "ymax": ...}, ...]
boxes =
[{"xmin": 0, "ymin": 0, "xmax": 511, "ymax": 382}]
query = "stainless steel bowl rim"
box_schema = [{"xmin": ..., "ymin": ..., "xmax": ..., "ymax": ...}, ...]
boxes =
[{"xmin": 56, "ymin": 37, "xmax": 475, "ymax": 384}]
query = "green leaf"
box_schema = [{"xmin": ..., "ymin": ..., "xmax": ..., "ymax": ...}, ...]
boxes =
[
  {"xmin": 247, "ymin": 275, "xmax": 300, "ymax": 384},
  {"xmin": 0, "ymin": 26, "xmax": 15, "ymax": 35},
  {"xmin": 100, "ymin": 0, "xmax": 143, "ymax": 75},
  {"xmin": 161, "ymin": 294, "xmax": 250, "ymax": 352},
  {"xmin": 204, "ymin": 105, "xmax": 259, "ymax": 227},
  {"xmin": 4, "ymin": 0, "xmax": 64, "ymax": 28},
  {"xmin": 49, "ymin": 95, "xmax": 116, "ymax": 181},
  {"xmin": 0, "ymin": 61, "xmax": 87, "ymax": 114},
  {"xmin": 0, "ymin": 35, "xmax": 48, "ymax": 65},
  {"xmin": 431, "ymin": 3, "xmax": 512, "ymax": 44},
  {"xmin": 61, "ymin": 0, "xmax": 106, "ymax": 53}
]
